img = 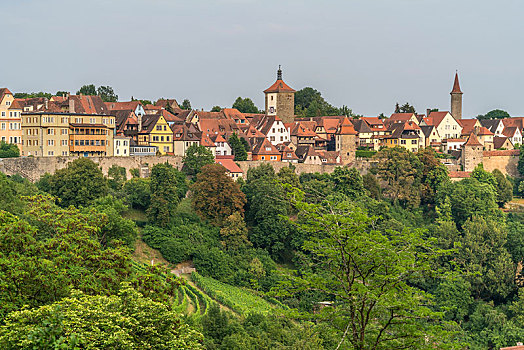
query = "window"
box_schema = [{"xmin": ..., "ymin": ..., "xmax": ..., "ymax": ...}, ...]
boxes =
[
  {"xmin": 89, "ymin": 118, "xmax": 96, "ymax": 124},
  {"xmin": 156, "ymin": 125, "xmax": 162, "ymax": 131},
  {"xmin": 270, "ymin": 156, "xmax": 277, "ymax": 160},
  {"xmin": 47, "ymin": 140, "xmax": 54, "ymax": 146},
  {"xmin": 47, "ymin": 128, "xmax": 55, "ymax": 135},
  {"xmin": 163, "ymin": 125, "xmax": 167, "ymax": 131},
  {"xmin": 261, "ymin": 156, "xmax": 265, "ymax": 160},
  {"xmin": 1, "ymin": 123, "xmax": 5, "ymax": 130},
  {"xmin": 270, "ymin": 136, "xmax": 275, "ymax": 141},
  {"xmin": 61, "ymin": 129, "xmax": 68, "ymax": 135},
  {"xmin": 116, "ymin": 149, "xmax": 120, "ymax": 155},
  {"xmin": 1, "ymin": 112, "xmax": 4, "ymax": 117},
  {"xmin": 48, "ymin": 151, "xmax": 54, "ymax": 156},
  {"xmin": 61, "ymin": 140, "xmax": 68, "ymax": 146},
  {"xmin": 401, "ymin": 140, "xmax": 406, "ymax": 145},
  {"xmin": 163, "ymin": 146, "xmax": 169, "ymax": 152},
  {"xmin": 265, "ymin": 147, "xmax": 271, "ymax": 151},
  {"xmin": 161, "ymin": 136, "xmax": 164, "ymax": 142},
  {"xmin": 412, "ymin": 140, "xmax": 417, "ymax": 144},
  {"xmin": 62, "ymin": 151, "xmax": 68, "ymax": 156}
]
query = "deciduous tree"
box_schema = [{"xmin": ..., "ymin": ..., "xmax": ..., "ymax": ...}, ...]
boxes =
[
  {"xmin": 147, "ymin": 163, "xmax": 180, "ymax": 226},
  {"xmin": 183, "ymin": 144, "xmax": 215, "ymax": 176}
]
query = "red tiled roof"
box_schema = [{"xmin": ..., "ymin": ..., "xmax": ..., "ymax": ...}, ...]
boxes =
[
  {"xmin": 477, "ymin": 126, "xmax": 494, "ymax": 136},
  {"xmin": 503, "ymin": 126, "xmax": 520, "ymax": 138},
  {"xmin": 483, "ymin": 149, "xmax": 520, "ymax": 156},
  {"xmin": 337, "ymin": 117, "xmax": 358, "ymax": 135},
  {"xmin": 389, "ymin": 113, "xmax": 415, "ymax": 121},
  {"xmin": 215, "ymin": 158, "xmax": 243, "ymax": 174},
  {"xmin": 451, "ymin": 72, "xmax": 462, "ymax": 94},
  {"xmin": 200, "ymin": 133, "xmax": 216, "ymax": 147},
  {"xmin": 449, "ymin": 171, "xmax": 471, "ymax": 178},
  {"xmin": 263, "ymin": 79, "xmax": 296, "ymax": 93},
  {"xmin": 0, "ymin": 88, "xmax": 13, "ymax": 102},
  {"xmin": 105, "ymin": 101, "xmax": 142, "ymax": 111},
  {"xmin": 458, "ymin": 118, "xmax": 478, "ymax": 135},
  {"xmin": 425, "ymin": 111, "xmax": 450, "ymax": 127},
  {"xmin": 464, "ymin": 133, "xmax": 482, "ymax": 146},
  {"xmin": 445, "ymin": 138, "xmax": 466, "ymax": 143}
]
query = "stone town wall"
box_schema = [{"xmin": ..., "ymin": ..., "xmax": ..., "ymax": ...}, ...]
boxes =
[
  {"xmin": 0, "ymin": 156, "xmax": 183, "ymax": 182},
  {"xmin": 482, "ymin": 150, "xmax": 520, "ymax": 177}
]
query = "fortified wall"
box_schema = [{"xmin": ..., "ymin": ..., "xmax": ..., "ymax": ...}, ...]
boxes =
[{"xmin": 0, "ymin": 152, "xmax": 518, "ymax": 183}]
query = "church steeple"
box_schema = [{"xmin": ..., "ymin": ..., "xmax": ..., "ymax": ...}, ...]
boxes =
[
  {"xmin": 450, "ymin": 71, "xmax": 463, "ymax": 120},
  {"xmin": 277, "ymin": 65, "xmax": 282, "ymax": 80}
]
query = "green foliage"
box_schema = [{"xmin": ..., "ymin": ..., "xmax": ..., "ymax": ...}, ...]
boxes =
[
  {"xmin": 147, "ymin": 163, "xmax": 180, "ymax": 227},
  {"xmin": 0, "ymin": 285, "xmax": 204, "ymax": 349},
  {"xmin": 394, "ymin": 102, "xmax": 416, "ymax": 113},
  {"xmin": 47, "ymin": 158, "xmax": 109, "ymax": 208},
  {"xmin": 294, "ymin": 87, "xmax": 341, "ymax": 117},
  {"xmin": 362, "ymin": 173, "xmax": 381, "ymax": 199},
  {"xmin": 191, "ymin": 164, "xmax": 246, "ymax": 226},
  {"xmin": 331, "ymin": 166, "xmax": 364, "ymax": 197},
  {"xmin": 276, "ymin": 194, "xmax": 461, "ymax": 350},
  {"xmin": 13, "ymin": 92, "xmax": 52, "ymax": 99},
  {"xmin": 228, "ymin": 133, "xmax": 248, "ymax": 161},
  {"xmin": 123, "ymin": 177, "xmax": 151, "ymax": 210},
  {"xmin": 0, "ymin": 141, "xmax": 20, "ymax": 157},
  {"xmin": 183, "ymin": 144, "xmax": 215, "ymax": 176},
  {"xmin": 76, "ymin": 84, "xmax": 96, "ymax": 96},
  {"xmin": 96, "ymin": 85, "xmax": 118, "ymax": 102},
  {"xmin": 90, "ymin": 196, "xmax": 138, "ymax": 247},
  {"xmin": 107, "ymin": 164, "xmax": 127, "ymax": 191},
  {"xmin": 220, "ymin": 212, "xmax": 251, "ymax": 251},
  {"xmin": 180, "ymin": 99, "xmax": 192, "ymax": 110},
  {"xmin": 130, "ymin": 168, "xmax": 140, "ymax": 178},
  {"xmin": 476, "ymin": 109, "xmax": 511, "ymax": 120},
  {"xmin": 210, "ymin": 105, "xmax": 221, "ymax": 112},
  {"xmin": 232, "ymin": 97, "xmax": 260, "ymax": 113},
  {"xmin": 492, "ymin": 169, "xmax": 513, "ymax": 206},
  {"xmin": 355, "ymin": 149, "xmax": 376, "ymax": 158}
]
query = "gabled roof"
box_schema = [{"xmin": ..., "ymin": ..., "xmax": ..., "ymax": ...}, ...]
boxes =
[
  {"xmin": 250, "ymin": 114, "xmax": 283, "ymax": 135},
  {"xmin": 222, "ymin": 108, "xmax": 247, "ymax": 122},
  {"xmin": 215, "ymin": 157, "xmax": 243, "ymax": 173},
  {"xmin": 389, "ymin": 113, "xmax": 416, "ymax": 122},
  {"xmin": 464, "ymin": 133, "xmax": 482, "ymax": 146},
  {"xmin": 419, "ymin": 125, "xmax": 434, "ymax": 138},
  {"xmin": 105, "ymin": 100, "xmax": 143, "ymax": 112},
  {"xmin": 477, "ymin": 126, "xmax": 494, "ymax": 136},
  {"xmin": 351, "ymin": 119, "xmax": 373, "ymax": 134},
  {"xmin": 503, "ymin": 117, "xmax": 524, "ymax": 130},
  {"xmin": 0, "ymin": 88, "xmax": 13, "ymax": 102},
  {"xmin": 200, "ymin": 133, "xmax": 216, "ymax": 147},
  {"xmin": 425, "ymin": 111, "xmax": 451, "ymax": 127},
  {"xmin": 69, "ymin": 95, "xmax": 109, "ymax": 114},
  {"xmin": 263, "ymin": 79, "xmax": 295, "ymax": 93},
  {"xmin": 209, "ymin": 133, "xmax": 227, "ymax": 143},
  {"xmin": 242, "ymin": 124, "xmax": 265, "ymax": 138},
  {"xmin": 172, "ymin": 123, "xmax": 201, "ymax": 141},
  {"xmin": 250, "ymin": 137, "xmax": 280, "ymax": 155},
  {"xmin": 493, "ymin": 136, "xmax": 513, "ymax": 150},
  {"xmin": 139, "ymin": 115, "xmax": 161, "ymax": 134},
  {"xmin": 503, "ymin": 126, "xmax": 520, "ymax": 138},
  {"xmin": 451, "ymin": 72, "xmax": 463, "ymax": 94},
  {"xmin": 155, "ymin": 98, "xmax": 179, "ymax": 109},
  {"xmin": 458, "ymin": 118, "xmax": 479, "ymax": 135},
  {"xmin": 479, "ymin": 119, "xmax": 502, "ymax": 133},
  {"xmin": 289, "ymin": 121, "xmax": 318, "ymax": 138}
]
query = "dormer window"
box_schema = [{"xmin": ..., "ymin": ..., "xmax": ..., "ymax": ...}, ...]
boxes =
[{"xmin": 265, "ymin": 147, "xmax": 271, "ymax": 151}]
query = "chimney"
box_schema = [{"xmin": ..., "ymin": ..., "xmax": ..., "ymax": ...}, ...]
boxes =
[
  {"xmin": 44, "ymin": 98, "xmax": 48, "ymax": 110},
  {"xmin": 426, "ymin": 109, "xmax": 431, "ymax": 118},
  {"xmin": 69, "ymin": 99, "xmax": 75, "ymax": 113}
]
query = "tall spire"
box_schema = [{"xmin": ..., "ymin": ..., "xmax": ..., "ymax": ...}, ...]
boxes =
[
  {"xmin": 451, "ymin": 71, "xmax": 462, "ymax": 94},
  {"xmin": 277, "ymin": 65, "xmax": 282, "ymax": 80}
]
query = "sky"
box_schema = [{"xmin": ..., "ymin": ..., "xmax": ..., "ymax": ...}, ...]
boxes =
[{"xmin": 1, "ymin": 0, "xmax": 524, "ymax": 118}]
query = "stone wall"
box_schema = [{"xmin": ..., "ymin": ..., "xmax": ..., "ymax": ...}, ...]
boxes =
[
  {"xmin": 482, "ymin": 150, "xmax": 520, "ymax": 177},
  {"xmin": 0, "ymin": 156, "xmax": 183, "ymax": 182}
]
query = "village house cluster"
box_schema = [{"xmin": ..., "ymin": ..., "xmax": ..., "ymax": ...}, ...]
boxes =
[{"xmin": 0, "ymin": 69, "xmax": 522, "ymax": 179}]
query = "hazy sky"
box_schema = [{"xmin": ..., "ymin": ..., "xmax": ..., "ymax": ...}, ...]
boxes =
[{"xmin": 2, "ymin": 0, "xmax": 523, "ymax": 117}]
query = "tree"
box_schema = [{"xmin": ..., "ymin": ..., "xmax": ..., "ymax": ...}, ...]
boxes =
[
  {"xmin": 219, "ymin": 212, "xmax": 251, "ymax": 251},
  {"xmin": 76, "ymin": 84, "xmax": 97, "ymax": 96},
  {"xmin": 0, "ymin": 141, "xmax": 20, "ymax": 157},
  {"xmin": 182, "ymin": 144, "xmax": 215, "ymax": 176},
  {"xmin": 277, "ymin": 196, "xmax": 459, "ymax": 350},
  {"xmin": 90, "ymin": 196, "xmax": 138, "ymax": 247},
  {"xmin": 394, "ymin": 102, "xmax": 416, "ymax": 113},
  {"xmin": 0, "ymin": 285, "xmax": 204, "ymax": 349},
  {"xmin": 55, "ymin": 90, "xmax": 68, "ymax": 97},
  {"xmin": 13, "ymin": 92, "xmax": 52, "ymax": 99},
  {"xmin": 228, "ymin": 133, "xmax": 248, "ymax": 161},
  {"xmin": 180, "ymin": 99, "xmax": 192, "ymax": 110},
  {"xmin": 458, "ymin": 216, "xmax": 515, "ymax": 301},
  {"xmin": 331, "ymin": 166, "xmax": 364, "ymax": 197},
  {"xmin": 210, "ymin": 105, "xmax": 222, "ymax": 112},
  {"xmin": 294, "ymin": 87, "xmax": 341, "ymax": 117},
  {"xmin": 147, "ymin": 163, "xmax": 180, "ymax": 227},
  {"xmin": 477, "ymin": 109, "xmax": 510, "ymax": 120},
  {"xmin": 191, "ymin": 164, "xmax": 246, "ymax": 226},
  {"xmin": 232, "ymin": 97, "xmax": 259, "ymax": 113},
  {"xmin": 492, "ymin": 169, "xmax": 513, "ymax": 207},
  {"xmin": 47, "ymin": 158, "xmax": 109, "ymax": 208},
  {"xmin": 123, "ymin": 177, "xmax": 151, "ymax": 210},
  {"xmin": 417, "ymin": 148, "xmax": 449, "ymax": 206},
  {"xmin": 96, "ymin": 85, "xmax": 118, "ymax": 102},
  {"xmin": 362, "ymin": 173, "xmax": 381, "ymax": 199},
  {"xmin": 374, "ymin": 147, "xmax": 422, "ymax": 207},
  {"xmin": 107, "ymin": 164, "xmax": 127, "ymax": 191}
]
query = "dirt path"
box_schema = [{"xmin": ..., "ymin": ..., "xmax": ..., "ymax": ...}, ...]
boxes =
[{"xmin": 132, "ymin": 236, "xmax": 172, "ymax": 267}]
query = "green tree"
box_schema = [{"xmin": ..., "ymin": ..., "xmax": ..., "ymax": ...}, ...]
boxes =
[
  {"xmin": 394, "ymin": 102, "xmax": 416, "ymax": 113},
  {"xmin": 76, "ymin": 84, "xmax": 97, "ymax": 96},
  {"xmin": 374, "ymin": 147, "xmax": 422, "ymax": 207},
  {"xmin": 458, "ymin": 216, "xmax": 515, "ymax": 301},
  {"xmin": 13, "ymin": 92, "xmax": 52, "ymax": 99},
  {"xmin": 107, "ymin": 164, "xmax": 127, "ymax": 191},
  {"xmin": 331, "ymin": 166, "xmax": 364, "ymax": 197},
  {"xmin": 228, "ymin": 133, "xmax": 248, "ymax": 161},
  {"xmin": 0, "ymin": 141, "xmax": 20, "ymax": 157},
  {"xmin": 232, "ymin": 97, "xmax": 260, "ymax": 113},
  {"xmin": 210, "ymin": 105, "xmax": 222, "ymax": 112},
  {"xmin": 147, "ymin": 163, "xmax": 180, "ymax": 227},
  {"xmin": 96, "ymin": 85, "xmax": 118, "ymax": 102},
  {"xmin": 476, "ymin": 109, "xmax": 511, "ymax": 120},
  {"xmin": 294, "ymin": 87, "xmax": 341, "ymax": 117},
  {"xmin": 47, "ymin": 158, "xmax": 109, "ymax": 208},
  {"xmin": 362, "ymin": 173, "xmax": 381, "ymax": 199},
  {"xmin": 182, "ymin": 144, "xmax": 215, "ymax": 176},
  {"xmin": 219, "ymin": 212, "xmax": 251, "ymax": 251},
  {"xmin": 123, "ymin": 177, "xmax": 151, "ymax": 210},
  {"xmin": 55, "ymin": 90, "xmax": 68, "ymax": 97},
  {"xmin": 417, "ymin": 148, "xmax": 449, "ymax": 206},
  {"xmin": 191, "ymin": 164, "xmax": 246, "ymax": 226},
  {"xmin": 0, "ymin": 285, "xmax": 204, "ymax": 349},
  {"xmin": 180, "ymin": 99, "xmax": 192, "ymax": 110},
  {"xmin": 492, "ymin": 169, "xmax": 513, "ymax": 207},
  {"xmin": 90, "ymin": 196, "xmax": 138, "ymax": 247},
  {"xmin": 277, "ymin": 195, "xmax": 460, "ymax": 350}
]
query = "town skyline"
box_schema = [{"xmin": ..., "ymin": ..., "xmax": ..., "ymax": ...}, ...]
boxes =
[{"xmin": 2, "ymin": 0, "xmax": 524, "ymax": 117}]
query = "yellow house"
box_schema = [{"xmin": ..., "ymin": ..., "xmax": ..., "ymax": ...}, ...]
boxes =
[
  {"xmin": 0, "ymin": 88, "xmax": 23, "ymax": 151},
  {"xmin": 384, "ymin": 121, "xmax": 422, "ymax": 152},
  {"xmin": 138, "ymin": 114, "xmax": 173, "ymax": 154}
]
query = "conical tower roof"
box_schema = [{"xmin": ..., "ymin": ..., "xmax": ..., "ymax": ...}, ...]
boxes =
[
  {"xmin": 451, "ymin": 72, "xmax": 463, "ymax": 94},
  {"xmin": 465, "ymin": 132, "xmax": 482, "ymax": 146}
]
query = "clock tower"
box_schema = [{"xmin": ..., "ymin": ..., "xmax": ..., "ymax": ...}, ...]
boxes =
[{"xmin": 264, "ymin": 66, "xmax": 296, "ymax": 123}]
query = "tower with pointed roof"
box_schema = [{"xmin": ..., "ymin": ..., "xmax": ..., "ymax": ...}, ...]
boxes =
[
  {"xmin": 451, "ymin": 72, "xmax": 463, "ymax": 120},
  {"xmin": 264, "ymin": 66, "xmax": 296, "ymax": 123},
  {"xmin": 461, "ymin": 132, "xmax": 483, "ymax": 172},
  {"xmin": 336, "ymin": 117, "xmax": 358, "ymax": 164}
]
